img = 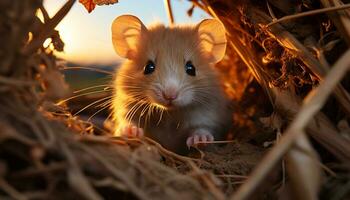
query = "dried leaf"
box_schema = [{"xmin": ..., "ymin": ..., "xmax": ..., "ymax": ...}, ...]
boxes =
[
  {"xmin": 79, "ymin": 0, "xmax": 118, "ymax": 13},
  {"xmin": 93, "ymin": 0, "xmax": 118, "ymax": 6},
  {"xmin": 79, "ymin": 0, "xmax": 96, "ymax": 13},
  {"xmin": 51, "ymin": 30, "xmax": 65, "ymax": 52},
  {"xmin": 187, "ymin": 5, "xmax": 195, "ymax": 17}
]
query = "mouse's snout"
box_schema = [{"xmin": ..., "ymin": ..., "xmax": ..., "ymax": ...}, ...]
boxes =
[
  {"xmin": 162, "ymin": 89, "xmax": 178, "ymax": 101},
  {"xmin": 149, "ymin": 81, "xmax": 193, "ymax": 108}
]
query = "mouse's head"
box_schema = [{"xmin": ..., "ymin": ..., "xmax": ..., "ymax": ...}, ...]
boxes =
[{"xmin": 112, "ymin": 15, "xmax": 227, "ymax": 110}]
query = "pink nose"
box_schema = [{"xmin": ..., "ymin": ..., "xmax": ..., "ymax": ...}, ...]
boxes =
[{"xmin": 162, "ymin": 90, "xmax": 178, "ymax": 101}]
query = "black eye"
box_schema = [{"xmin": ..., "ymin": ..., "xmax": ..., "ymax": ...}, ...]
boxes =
[
  {"xmin": 185, "ymin": 61, "xmax": 196, "ymax": 76},
  {"xmin": 144, "ymin": 60, "xmax": 155, "ymax": 75}
]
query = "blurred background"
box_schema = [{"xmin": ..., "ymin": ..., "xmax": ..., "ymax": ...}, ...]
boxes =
[
  {"xmin": 44, "ymin": 0, "xmax": 209, "ymax": 64},
  {"xmin": 43, "ymin": 0, "xmax": 209, "ymax": 90}
]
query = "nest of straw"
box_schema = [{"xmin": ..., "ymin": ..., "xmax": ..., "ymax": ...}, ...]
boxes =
[{"xmin": 0, "ymin": 0, "xmax": 349, "ymax": 199}]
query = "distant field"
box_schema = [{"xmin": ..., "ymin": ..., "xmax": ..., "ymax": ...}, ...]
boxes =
[{"xmin": 62, "ymin": 63, "xmax": 118, "ymax": 91}]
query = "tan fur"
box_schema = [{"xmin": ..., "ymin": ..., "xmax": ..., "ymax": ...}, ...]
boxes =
[{"xmin": 111, "ymin": 16, "xmax": 231, "ymax": 154}]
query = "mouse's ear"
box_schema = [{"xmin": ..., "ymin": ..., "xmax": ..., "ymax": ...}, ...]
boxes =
[
  {"xmin": 111, "ymin": 15, "xmax": 147, "ymax": 59},
  {"xmin": 197, "ymin": 19, "xmax": 227, "ymax": 63}
]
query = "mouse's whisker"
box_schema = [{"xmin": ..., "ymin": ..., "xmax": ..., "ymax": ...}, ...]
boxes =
[
  {"xmin": 148, "ymin": 103, "xmax": 155, "ymax": 127},
  {"xmin": 124, "ymin": 99, "xmax": 147, "ymax": 123},
  {"xmin": 74, "ymin": 96, "xmax": 112, "ymax": 116},
  {"xmin": 139, "ymin": 103, "xmax": 150, "ymax": 121},
  {"xmin": 118, "ymin": 85, "xmax": 142, "ymax": 89},
  {"xmin": 97, "ymin": 99, "xmax": 113, "ymax": 108},
  {"xmin": 73, "ymin": 84, "xmax": 112, "ymax": 94},
  {"xmin": 88, "ymin": 102, "xmax": 112, "ymax": 122},
  {"xmin": 128, "ymin": 96, "xmax": 146, "ymax": 103},
  {"xmin": 57, "ymin": 90, "xmax": 113, "ymax": 105},
  {"xmin": 200, "ymin": 90, "xmax": 225, "ymax": 101},
  {"xmin": 128, "ymin": 101, "xmax": 147, "ymax": 125},
  {"xmin": 105, "ymin": 111, "xmax": 113, "ymax": 122},
  {"xmin": 191, "ymin": 91, "xmax": 212, "ymax": 105},
  {"xmin": 123, "ymin": 90, "xmax": 144, "ymax": 96},
  {"xmin": 191, "ymin": 81, "xmax": 221, "ymax": 88},
  {"xmin": 151, "ymin": 103, "xmax": 157, "ymax": 116},
  {"xmin": 197, "ymin": 92, "xmax": 213, "ymax": 99},
  {"xmin": 156, "ymin": 106, "xmax": 164, "ymax": 126},
  {"xmin": 193, "ymin": 78, "xmax": 221, "ymax": 86},
  {"xmin": 192, "ymin": 83, "xmax": 219, "ymax": 88},
  {"xmin": 139, "ymin": 103, "xmax": 151, "ymax": 128},
  {"xmin": 122, "ymin": 97, "xmax": 145, "ymax": 110},
  {"xmin": 124, "ymin": 102, "xmax": 139, "ymax": 123},
  {"xmin": 193, "ymin": 99, "xmax": 210, "ymax": 108},
  {"xmin": 117, "ymin": 93, "xmax": 145, "ymax": 103},
  {"xmin": 119, "ymin": 90, "xmax": 143, "ymax": 96},
  {"xmin": 117, "ymin": 74, "xmax": 138, "ymax": 79}
]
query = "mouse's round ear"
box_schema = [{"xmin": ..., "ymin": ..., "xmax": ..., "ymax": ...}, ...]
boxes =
[
  {"xmin": 111, "ymin": 15, "xmax": 147, "ymax": 59},
  {"xmin": 197, "ymin": 19, "xmax": 227, "ymax": 63}
]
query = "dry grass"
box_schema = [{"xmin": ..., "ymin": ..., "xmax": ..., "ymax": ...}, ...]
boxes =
[{"xmin": 0, "ymin": 0, "xmax": 349, "ymax": 199}]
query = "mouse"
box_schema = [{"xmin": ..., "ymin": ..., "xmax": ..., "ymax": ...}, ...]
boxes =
[{"xmin": 110, "ymin": 15, "xmax": 231, "ymax": 154}]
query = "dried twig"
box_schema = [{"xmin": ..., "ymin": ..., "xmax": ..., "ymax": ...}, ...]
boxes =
[
  {"xmin": 144, "ymin": 137, "xmax": 207, "ymax": 164},
  {"xmin": 216, "ymin": 175, "xmax": 247, "ymax": 179},
  {"xmin": 60, "ymin": 141, "xmax": 103, "ymax": 200},
  {"xmin": 164, "ymin": 0, "xmax": 174, "ymax": 25},
  {"xmin": 0, "ymin": 179, "xmax": 27, "ymax": 200},
  {"xmin": 188, "ymin": 160, "xmax": 225, "ymax": 200},
  {"xmin": 22, "ymin": 0, "xmax": 76, "ymax": 54},
  {"xmin": 77, "ymin": 143, "xmax": 152, "ymax": 200},
  {"xmin": 266, "ymin": 3, "xmax": 350, "ymax": 27}
]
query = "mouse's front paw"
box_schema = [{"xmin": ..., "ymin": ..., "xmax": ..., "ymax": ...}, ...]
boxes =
[
  {"xmin": 186, "ymin": 129, "xmax": 214, "ymax": 148},
  {"xmin": 116, "ymin": 124, "xmax": 144, "ymax": 138}
]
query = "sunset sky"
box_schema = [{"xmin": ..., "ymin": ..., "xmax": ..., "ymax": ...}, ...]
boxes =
[{"xmin": 43, "ymin": 0, "xmax": 210, "ymax": 65}]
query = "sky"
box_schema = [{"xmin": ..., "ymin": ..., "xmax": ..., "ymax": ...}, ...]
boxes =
[{"xmin": 43, "ymin": 0, "xmax": 210, "ymax": 65}]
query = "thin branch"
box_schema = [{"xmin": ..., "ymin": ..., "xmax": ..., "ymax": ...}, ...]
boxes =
[
  {"xmin": 164, "ymin": 0, "xmax": 175, "ymax": 25},
  {"xmin": 201, "ymin": 0, "xmax": 220, "ymax": 19},
  {"xmin": 266, "ymin": 3, "xmax": 350, "ymax": 27},
  {"xmin": 144, "ymin": 137, "xmax": 206, "ymax": 163},
  {"xmin": 216, "ymin": 174, "xmax": 247, "ymax": 179},
  {"xmin": 22, "ymin": 0, "xmax": 76, "ymax": 54},
  {"xmin": 188, "ymin": 160, "xmax": 226, "ymax": 200},
  {"xmin": 197, "ymin": 140, "xmax": 236, "ymax": 144}
]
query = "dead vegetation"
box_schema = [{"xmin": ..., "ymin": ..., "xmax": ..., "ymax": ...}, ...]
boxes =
[{"xmin": 0, "ymin": 0, "xmax": 349, "ymax": 199}]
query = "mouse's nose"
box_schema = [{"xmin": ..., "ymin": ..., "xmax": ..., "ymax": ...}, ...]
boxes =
[{"xmin": 162, "ymin": 90, "xmax": 178, "ymax": 101}]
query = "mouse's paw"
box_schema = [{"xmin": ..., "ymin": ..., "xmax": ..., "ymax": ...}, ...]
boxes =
[
  {"xmin": 117, "ymin": 124, "xmax": 144, "ymax": 138},
  {"xmin": 186, "ymin": 129, "xmax": 214, "ymax": 148}
]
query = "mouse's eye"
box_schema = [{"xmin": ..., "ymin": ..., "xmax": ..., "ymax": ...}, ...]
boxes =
[
  {"xmin": 144, "ymin": 60, "xmax": 156, "ymax": 75},
  {"xmin": 185, "ymin": 61, "xmax": 196, "ymax": 76}
]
